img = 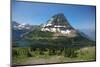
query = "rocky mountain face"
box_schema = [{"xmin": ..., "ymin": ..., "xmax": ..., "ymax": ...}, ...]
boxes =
[{"xmin": 41, "ymin": 13, "xmax": 78, "ymax": 38}]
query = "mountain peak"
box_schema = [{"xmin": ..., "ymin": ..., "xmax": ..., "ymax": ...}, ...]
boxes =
[
  {"xmin": 41, "ymin": 13, "xmax": 78, "ymax": 37},
  {"xmin": 52, "ymin": 13, "xmax": 65, "ymax": 17},
  {"xmin": 45, "ymin": 13, "xmax": 73, "ymax": 28}
]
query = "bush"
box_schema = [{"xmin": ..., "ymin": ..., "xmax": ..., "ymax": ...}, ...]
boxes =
[
  {"xmin": 13, "ymin": 48, "xmax": 35, "ymax": 58},
  {"xmin": 62, "ymin": 48, "xmax": 77, "ymax": 58}
]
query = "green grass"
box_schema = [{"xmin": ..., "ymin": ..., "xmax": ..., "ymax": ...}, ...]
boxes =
[
  {"xmin": 77, "ymin": 47, "xmax": 96, "ymax": 60},
  {"xmin": 12, "ymin": 46, "xmax": 96, "ymax": 65}
]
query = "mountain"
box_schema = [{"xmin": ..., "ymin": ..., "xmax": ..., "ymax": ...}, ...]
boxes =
[
  {"xmin": 12, "ymin": 21, "xmax": 39, "ymax": 41},
  {"xmin": 12, "ymin": 21, "xmax": 20, "ymax": 26},
  {"xmin": 79, "ymin": 29, "xmax": 96, "ymax": 41},
  {"xmin": 13, "ymin": 21, "xmax": 33, "ymax": 30},
  {"xmin": 41, "ymin": 13, "xmax": 78, "ymax": 38}
]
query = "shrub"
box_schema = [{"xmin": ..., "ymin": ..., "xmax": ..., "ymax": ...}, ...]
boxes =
[{"xmin": 62, "ymin": 48, "xmax": 77, "ymax": 58}]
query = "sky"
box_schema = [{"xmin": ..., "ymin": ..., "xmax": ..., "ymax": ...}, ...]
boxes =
[{"xmin": 12, "ymin": 0, "xmax": 96, "ymax": 30}]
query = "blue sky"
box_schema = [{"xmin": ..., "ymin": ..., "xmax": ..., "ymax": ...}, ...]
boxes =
[{"xmin": 12, "ymin": 0, "xmax": 96, "ymax": 30}]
